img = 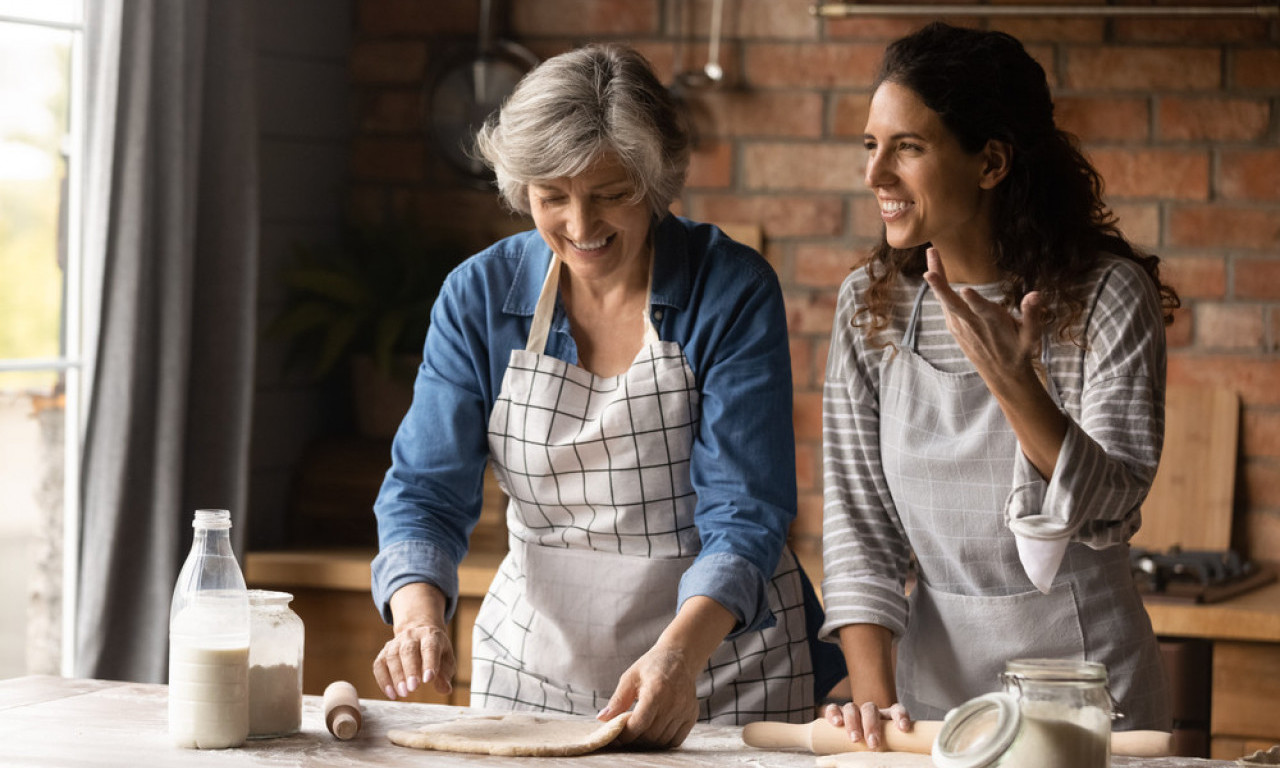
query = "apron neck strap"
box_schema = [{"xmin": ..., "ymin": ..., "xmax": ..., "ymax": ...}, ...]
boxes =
[
  {"xmin": 904, "ymin": 280, "xmax": 1062, "ymax": 406},
  {"xmin": 525, "ymin": 252, "xmax": 661, "ymax": 355}
]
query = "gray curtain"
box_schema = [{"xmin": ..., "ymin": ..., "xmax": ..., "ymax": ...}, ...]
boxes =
[{"xmin": 76, "ymin": 0, "xmax": 259, "ymax": 683}]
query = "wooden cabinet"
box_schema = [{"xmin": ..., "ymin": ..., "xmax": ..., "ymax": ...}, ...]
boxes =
[
  {"xmin": 245, "ymin": 547, "xmax": 502, "ymax": 707},
  {"xmin": 1144, "ymin": 573, "xmax": 1280, "ymax": 760}
]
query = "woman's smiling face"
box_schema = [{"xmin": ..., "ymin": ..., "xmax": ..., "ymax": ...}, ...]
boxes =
[
  {"xmin": 863, "ymin": 81, "xmax": 998, "ymax": 259},
  {"xmin": 528, "ymin": 152, "xmax": 652, "ymax": 287}
]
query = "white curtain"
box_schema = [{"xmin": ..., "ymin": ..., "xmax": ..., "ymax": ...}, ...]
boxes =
[{"xmin": 76, "ymin": 0, "xmax": 260, "ymax": 683}]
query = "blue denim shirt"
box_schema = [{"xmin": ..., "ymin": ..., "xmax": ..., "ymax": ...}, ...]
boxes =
[{"xmin": 371, "ymin": 214, "xmax": 797, "ymax": 638}]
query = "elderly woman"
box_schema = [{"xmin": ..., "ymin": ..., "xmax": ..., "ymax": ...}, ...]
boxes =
[
  {"xmin": 370, "ymin": 43, "xmax": 836, "ymax": 747},
  {"xmin": 820, "ymin": 23, "xmax": 1180, "ymax": 750}
]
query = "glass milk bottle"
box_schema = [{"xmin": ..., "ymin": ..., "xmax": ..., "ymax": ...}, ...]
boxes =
[
  {"xmin": 247, "ymin": 590, "xmax": 304, "ymax": 738},
  {"xmin": 168, "ymin": 509, "xmax": 250, "ymax": 749}
]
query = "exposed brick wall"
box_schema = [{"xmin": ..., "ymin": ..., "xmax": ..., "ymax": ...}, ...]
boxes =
[{"xmin": 348, "ymin": 0, "xmax": 1280, "ymax": 561}]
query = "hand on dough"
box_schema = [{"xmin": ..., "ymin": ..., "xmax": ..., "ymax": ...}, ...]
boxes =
[{"xmin": 599, "ymin": 644, "xmax": 701, "ymax": 749}]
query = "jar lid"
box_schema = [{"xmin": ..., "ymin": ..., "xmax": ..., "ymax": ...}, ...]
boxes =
[
  {"xmin": 247, "ymin": 589, "xmax": 294, "ymax": 606},
  {"xmin": 1004, "ymin": 658, "xmax": 1107, "ymax": 683},
  {"xmin": 932, "ymin": 692, "xmax": 1021, "ymax": 768}
]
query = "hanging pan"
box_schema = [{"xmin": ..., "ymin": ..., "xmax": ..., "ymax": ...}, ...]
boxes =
[{"xmin": 426, "ymin": 0, "xmax": 539, "ymax": 185}]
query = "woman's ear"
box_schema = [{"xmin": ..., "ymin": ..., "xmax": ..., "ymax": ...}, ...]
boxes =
[{"xmin": 978, "ymin": 139, "xmax": 1013, "ymax": 189}]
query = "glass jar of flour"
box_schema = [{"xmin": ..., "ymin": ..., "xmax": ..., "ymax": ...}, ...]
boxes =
[
  {"xmin": 932, "ymin": 658, "xmax": 1112, "ymax": 768},
  {"xmin": 247, "ymin": 590, "xmax": 304, "ymax": 738}
]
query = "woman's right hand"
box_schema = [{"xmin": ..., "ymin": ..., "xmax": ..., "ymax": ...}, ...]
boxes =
[
  {"xmin": 823, "ymin": 701, "xmax": 913, "ymax": 751},
  {"xmin": 373, "ymin": 583, "xmax": 455, "ymax": 700}
]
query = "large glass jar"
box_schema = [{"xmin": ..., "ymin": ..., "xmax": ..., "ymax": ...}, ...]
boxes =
[
  {"xmin": 247, "ymin": 590, "xmax": 304, "ymax": 738},
  {"xmin": 932, "ymin": 658, "xmax": 1112, "ymax": 768}
]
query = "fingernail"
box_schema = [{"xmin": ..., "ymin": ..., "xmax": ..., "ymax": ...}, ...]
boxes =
[
  {"xmin": 397, "ymin": 681, "xmax": 408, "ymax": 697},
  {"xmin": 867, "ymin": 733, "xmax": 880, "ymax": 749},
  {"xmin": 424, "ymin": 670, "xmax": 434, "ymax": 683},
  {"xmin": 406, "ymin": 676, "xmax": 419, "ymax": 692},
  {"xmin": 850, "ymin": 731, "xmax": 861, "ymax": 742},
  {"xmin": 384, "ymin": 685, "xmax": 396, "ymax": 700},
  {"xmin": 597, "ymin": 707, "xmax": 611, "ymax": 719}
]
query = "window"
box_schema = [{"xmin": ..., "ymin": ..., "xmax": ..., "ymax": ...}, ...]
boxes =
[{"xmin": 0, "ymin": 0, "xmax": 85, "ymax": 678}]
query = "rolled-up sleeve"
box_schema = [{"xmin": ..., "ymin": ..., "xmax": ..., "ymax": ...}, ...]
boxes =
[
  {"xmin": 371, "ymin": 268, "xmax": 493, "ymax": 624},
  {"xmin": 680, "ymin": 245, "xmax": 797, "ymax": 638}
]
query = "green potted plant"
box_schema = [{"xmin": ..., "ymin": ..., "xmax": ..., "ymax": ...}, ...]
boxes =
[{"xmin": 268, "ymin": 221, "xmax": 466, "ymax": 439}]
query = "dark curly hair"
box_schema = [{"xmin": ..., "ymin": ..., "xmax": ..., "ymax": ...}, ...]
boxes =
[{"xmin": 856, "ymin": 22, "xmax": 1179, "ymax": 345}]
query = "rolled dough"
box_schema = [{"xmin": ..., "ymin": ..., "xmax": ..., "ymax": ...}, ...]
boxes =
[{"xmin": 388, "ymin": 711, "xmax": 631, "ymax": 756}]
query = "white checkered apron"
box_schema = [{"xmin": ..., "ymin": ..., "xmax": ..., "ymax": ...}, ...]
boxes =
[
  {"xmin": 471, "ymin": 254, "xmax": 813, "ymax": 723},
  {"xmin": 883, "ymin": 283, "xmax": 1167, "ymax": 728}
]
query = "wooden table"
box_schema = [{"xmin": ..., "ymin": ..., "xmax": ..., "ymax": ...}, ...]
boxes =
[{"xmin": 0, "ymin": 675, "xmax": 1241, "ymax": 767}]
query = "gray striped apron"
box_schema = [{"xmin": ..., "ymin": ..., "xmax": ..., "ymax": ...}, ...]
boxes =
[
  {"xmin": 882, "ymin": 282, "xmax": 1168, "ymax": 729},
  {"xmin": 471, "ymin": 253, "xmax": 813, "ymax": 723}
]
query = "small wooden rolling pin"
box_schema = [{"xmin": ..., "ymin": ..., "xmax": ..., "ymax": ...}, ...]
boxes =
[
  {"xmin": 323, "ymin": 681, "xmax": 363, "ymax": 740},
  {"xmin": 742, "ymin": 718, "xmax": 1174, "ymax": 758}
]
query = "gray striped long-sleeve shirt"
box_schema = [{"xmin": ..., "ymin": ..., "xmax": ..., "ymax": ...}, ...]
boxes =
[{"xmin": 819, "ymin": 255, "xmax": 1167, "ymax": 640}]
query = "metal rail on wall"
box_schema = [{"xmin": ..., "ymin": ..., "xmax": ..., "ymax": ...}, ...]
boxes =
[{"xmin": 811, "ymin": 1, "xmax": 1279, "ymax": 15}]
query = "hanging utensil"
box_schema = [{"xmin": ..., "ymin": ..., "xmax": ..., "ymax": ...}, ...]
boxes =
[{"xmin": 426, "ymin": 0, "xmax": 539, "ymax": 184}]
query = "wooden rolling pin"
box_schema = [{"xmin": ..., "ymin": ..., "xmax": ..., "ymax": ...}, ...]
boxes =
[
  {"xmin": 742, "ymin": 719, "xmax": 1174, "ymax": 758},
  {"xmin": 323, "ymin": 681, "xmax": 362, "ymax": 740}
]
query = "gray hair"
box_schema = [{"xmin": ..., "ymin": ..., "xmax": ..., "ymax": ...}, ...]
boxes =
[{"xmin": 473, "ymin": 43, "xmax": 690, "ymax": 218}]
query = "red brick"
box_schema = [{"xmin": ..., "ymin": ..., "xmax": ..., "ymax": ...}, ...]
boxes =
[
  {"xmin": 791, "ymin": 491, "xmax": 825, "ymax": 541},
  {"xmin": 1242, "ymin": 408, "xmax": 1280, "ymax": 458},
  {"xmin": 686, "ymin": 140, "xmax": 733, "ymax": 189},
  {"xmin": 1234, "ymin": 49, "xmax": 1280, "ymax": 89},
  {"xmin": 785, "ymin": 290, "xmax": 840, "ymax": 335},
  {"xmin": 832, "ymin": 93, "xmax": 872, "ymax": 139},
  {"xmin": 1235, "ymin": 259, "xmax": 1280, "ymax": 300},
  {"xmin": 1219, "ymin": 150, "xmax": 1280, "ymax": 203},
  {"xmin": 359, "ymin": 89, "xmax": 423, "ymax": 134},
  {"xmin": 1242, "ymin": 509, "xmax": 1280, "ymax": 562},
  {"xmin": 795, "ymin": 244, "xmax": 859, "ymax": 289},
  {"xmin": 668, "ymin": 41, "xmax": 743, "ymax": 86},
  {"xmin": 852, "ymin": 194, "xmax": 885, "ymax": 241},
  {"xmin": 1159, "ymin": 255, "xmax": 1227, "ymax": 301},
  {"xmin": 816, "ymin": 338, "xmax": 833, "ymax": 378},
  {"xmin": 1243, "ymin": 460, "xmax": 1280, "ymax": 511},
  {"xmin": 1109, "ymin": 203, "xmax": 1159, "ymax": 249},
  {"xmin": 694, "ymin": 0, "xmax": 818, "ymax": 40},
  {"xmin": 1158, "ymin": 97, "xmax": 1271, "ymax": 142},
  {"xmin": 743, "ymin": 143, "xmax": 863, "ymax": 192},
  {"xmin": 1064, "ymin": 47, "xmax": 1220, "ymax": 91},
  {"xmin": 1055, "ymin": 97, "xmax": 1150, "ymax": 142},
  {"xmin": 1087, "ymin": 149, "xmax": 1210, "ymax": 200},
  {"xmin": 1165, "ymin": 307, "xmax": 1193, "ymax": 349},
  {"xmin": 695, "ymin": 91, "xmax": 824, "ymax": 139},
  {"xmin": 825, "ymin": 17, "xmax": 936, "ymax": 42},
  {"xmin": 990, "ymin": 17, "xmax": 1104, "ymax": 44},
  {"xmin": 357, "ymin": 0, "xmax": 475, "ymax": 36},
  {"xmin": 350, "ymin": 41, "xmax": 428, "ymax": 84},
  {"xmin": 511, "ymin": 0, "xmax": 659, "ymax": 36},
  {"xmin": 795, "ymin": 439, "xmax": 819, "ymax": 492},
  {"xmin": 743, "ymin": 43, "xmax": 884, "ymax": 88},
  {"xmin": 1195, "ymin": 303, "xmax": 1265, "ymax": 350},
  {"xmin": 691, "ymin": 194, "xmax": 845, "ymax": 238},
  {"xmin": 1169, "ymin": 205, "xmax": 1280, "ymax": 250},
  {"xmin": 1167, "ymin": 355, "xmax": 1280, "ymax": 406},
  {"xmin": 791, "ymin": 337, "xmax": 815, "ymax": 389},
  {"xmin": 351, "ymin": 137, "xmax": 425, "ymax": 182},
  {"xmin": 793, "ymin": 389, "xmax": 824, "ymax": 441},
  {"xmin": 1112, "ymin": 18, "xmax": 1270, "ymax": 44}
]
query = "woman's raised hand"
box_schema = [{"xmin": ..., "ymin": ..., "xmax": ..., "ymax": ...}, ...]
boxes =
[{"xmin": 923, "ymin": 246, "xmax": 1045, "ymax": 391}]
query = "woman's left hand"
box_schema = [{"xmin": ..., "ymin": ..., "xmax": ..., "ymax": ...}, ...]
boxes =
[
  {"xmin": 598, "ymin": 643, "xmax": 701, "ymax": 749},
  {"xmin": 923, "ymin": 246, "xmax": 1044, "ymax": 390}
]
